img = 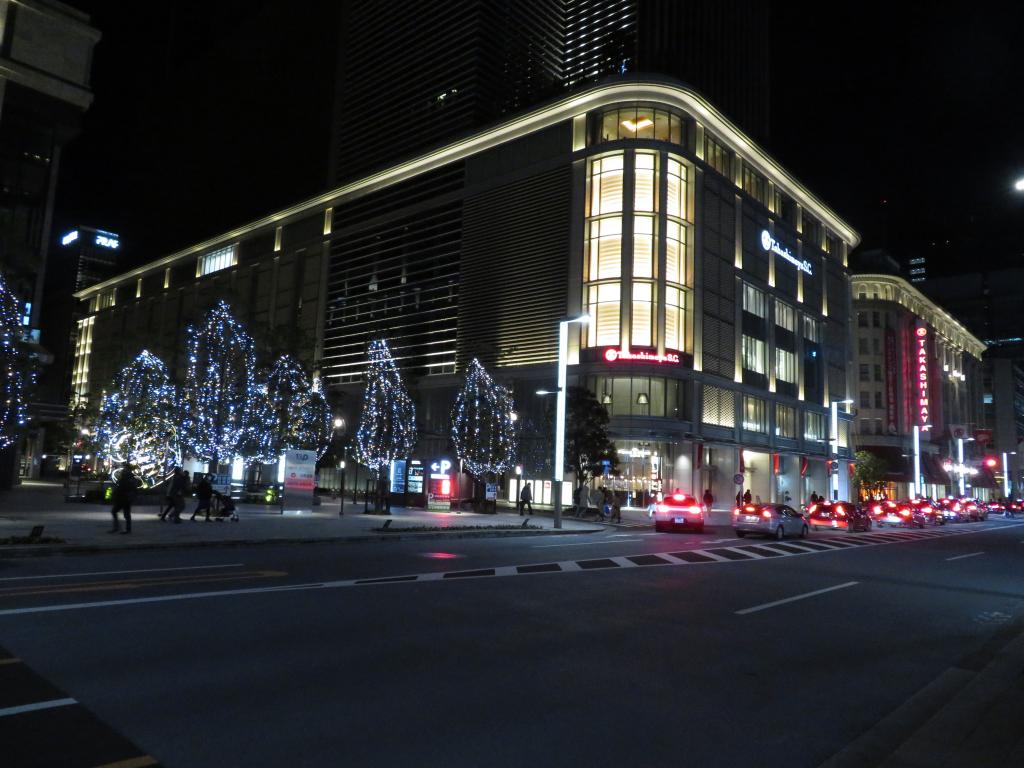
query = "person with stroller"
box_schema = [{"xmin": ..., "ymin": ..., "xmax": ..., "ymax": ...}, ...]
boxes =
[{"xmin": 191, "ymin": 474, "xmax": 214, "ymax": 521}]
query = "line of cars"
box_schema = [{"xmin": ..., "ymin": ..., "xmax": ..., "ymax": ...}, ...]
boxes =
[{"xmin": 651, "ymin": 492, "xmax": 1004, "ymax": 540}]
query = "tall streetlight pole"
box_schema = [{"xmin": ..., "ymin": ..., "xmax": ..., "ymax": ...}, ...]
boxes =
[
  {"xmin": 957, "ymin": 436, "xmax": 974, "ymax": 497},
  {"xmin": 537, "ymin": 315, "xmax": 589, "ymax": 530},
  {"xmin": 830, "ymin": 399, "xmax": 853, "ymax": 500}
]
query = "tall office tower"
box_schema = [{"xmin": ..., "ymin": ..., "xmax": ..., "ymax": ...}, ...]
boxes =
[
  {"xmin": 563, "ymin": 0, "xmax": 771, "ymax": 143},
  {"xmin": 330, "ymin": 0, "xmax": 564, "ymax": 184},
  {"xmin": 331, "ymin": 0, "xmax": 771, "ymax": 185}
]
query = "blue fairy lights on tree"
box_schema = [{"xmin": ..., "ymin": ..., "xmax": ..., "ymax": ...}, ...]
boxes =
[
  {"xmin": 355, "ymin": 339, "xmax": 416, "ymax": 477},
  {"xmin": 0, "ymin": 272, "xmax": 32, "ymax": 450},
  {"xmin": 451, "ymin": 358, "xmax": 517, "ymax": 480}
]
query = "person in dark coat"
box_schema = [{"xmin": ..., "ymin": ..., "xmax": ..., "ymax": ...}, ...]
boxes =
[
  {"xmin": 703, "ymin": 488, "xmax": 714, "ymax": 512},
  {"xmin": 519, "ymin": 482, "xmax": 533, "ymax": 515},
  {"xmin": 742, "ymin": 489, "xmax": 752, "ymax": 505},
  {"xmin": 162, "ymin": 467, "xmax": 190, "ymax": 523},
  {"xmin": 191, "ymin": 474, "xmax": 214, "ymax": 521},
  {"xmin": 110, "ymin": 464, "xmax": 139, "ymax": 534}
]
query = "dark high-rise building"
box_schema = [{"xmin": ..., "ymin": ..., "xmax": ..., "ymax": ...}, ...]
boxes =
[{"xmin": 330, "ymin": 0, "xmax": 771, "ymax": 184}]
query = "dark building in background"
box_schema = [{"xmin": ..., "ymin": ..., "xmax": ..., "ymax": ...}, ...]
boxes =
[
  {"xmin": 330, "ymin": 0, "xmax": 771, "ymax": 184},
  {"xmin": 0, "ymin": 0, "xmax": 99, "ymax": 486}
]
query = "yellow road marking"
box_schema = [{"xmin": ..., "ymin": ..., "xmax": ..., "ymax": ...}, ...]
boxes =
[
  {"xmin": 92, "ymin": 756, "xmax": 159, "ymax": 768},
  {"xmin": 0, "ymin": 657, "xmax": 21, "ymax": 666},
  {"xmin": 0, "ymin": 571, "xmax": 287, "ymax": 599}
]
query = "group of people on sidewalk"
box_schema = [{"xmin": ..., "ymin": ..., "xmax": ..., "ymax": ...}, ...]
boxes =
[
  {"xmin": 108, "ymin": 464, "xmax": 236, "ymax": 534},
  {"xmin": 514, "ymin": 482, "xmax": 622, "ymax": 523}
]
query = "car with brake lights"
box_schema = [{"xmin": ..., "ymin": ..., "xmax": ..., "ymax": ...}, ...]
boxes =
[
  {"xmin": 732, "ymin": 503, "xmax": 808, "ymax": 540},
  {"xmin": 904, "ymin": 498, "xmax": 944, "ymax": 526},
  {"xmin": 806, "ymin": 500, "xmax": 871, "ymax": 532},
  {"xmin": 936, "ymin": 497, "xmax": 968, "ymax": 522},
  {"xmin": 865, "ymin": 499, "xmax": 899, "ymax": 524},
  {"xmin": 653, "ymin": 492, "xmax": 705, "ymax": 533},
  {"xmin": 958, "ymin": 498, "xmax": 985, "ymax": 521}
]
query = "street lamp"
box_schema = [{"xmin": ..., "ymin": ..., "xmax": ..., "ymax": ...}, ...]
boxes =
[
  {"xmin": 957, "ymin": 436, "xmax": 974, "ymax": 496},
  {"xmin": 1014, "ymin": 177, "xmax": 1024, "ymax": 192},
  {"xmin": 830, "ymin": 399, "xmax": 853, "ymax": 500},
  {"xmin": 537, "ymin": 315, "xmax": 589, "ymax": 529},
  {"xmin": 332, "ymin": 416, "xmax": 348, "ymax": 516},
  {"xmin": 911, "ymin": 423, "xmax": 932, "ymax": 499}
]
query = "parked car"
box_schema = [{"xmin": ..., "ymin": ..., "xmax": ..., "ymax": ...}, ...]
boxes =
[
  {"xmin": 958, "ymin": 497, "xmax": 985, "ymax": 521},
  {"xmin": 936, "ymin": 497, "xmax": 968, "ymax": 523},
  {"xmin": 806, "ymin": 500, "xmax": 871, "ymax": 532},
  {"xmin": 903, "ymin": 498, "xmax": 944, "ymax": 526},
  {"xmin": 733, "ymin": 503, "xmax": 808, "ymax": 540},
  {"xmin": 653, "ymin": 492, "xmax": 705, "ymax": 533},
  {"xmin": 865, "ymin": 499, "xmax": 900, "ymax": 524}
]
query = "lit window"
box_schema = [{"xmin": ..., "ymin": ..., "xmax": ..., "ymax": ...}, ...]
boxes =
[
  {"xmin": 743, "ymin": 283, "xmax": 766, "ymax": 318},
  {"xmin": 586, "ymin": 217, "xmax": 622, "ymax": 280},
  {"xmin": 634, "ymin": 152, "xmax": 656, "ymax": 212},
  {"xmin": 742, "ymin": 165, "xmax": 768, "ymax": 206},
  {"xmin": 665, "ymin": 220, "xmax": 686, "ymax": 285},
  {"xmin": 665, "ymin": 156, "xmax": 687, "ymax": 221},
  {"xmin": 633, "ymin": 216, "xmax": 654, "ymax": 277},
  {"xmin": 631, "ymin": 282, "xmax": 653, "ymax": 348},
  {"xmin": 163, "ymin": 268, "xmax": 171, "ymax": 289},
  {"xmin": 703, "ymin": 133, "xmax": 732, "ymax": 178},
  {"xmin": 587, "ymin": 282, "xmax": 620, "ymax": 347},
  {"xmin": 775, "ymin": 348, "xmax": 796, "ymax": 383},
  {"xmin": 664, "ymin": 286, "xmax": 685, "ymax": 351},
  {"xmin": 742, "ymin": 335, "xmax": 766, "ymax": 374},
  {"xmin": 775, "ymin": 301, "xmax": 796, "ymax": 332},
  {"xmin": 589, "ymin": 154, "xmax": 624, "ymax": 216},
  {"xmin": 743, "ymin": 396, "xmax": 767, "ymax": 433},
  {"xmin": 196, "ymin": 244, "xmax": 238, "ymax": 277},
  {"xmin": 803, "ymin": 316, "xmax": 821, "ymax": 342},
  {"xmin": 775, "ymin": 404, "xmax": 796, "ymax": 438},
  {"xmin": 135, "ymin": 278, "xmax": 142, "ymax": 299},
  {"xmin": 804, "ymin": 411, "xmax": 826, "ymax": 441},
  {"xmin": 702, "ymin": 385, "xmax": 735, "ymax": 428},
  {"xmin": 97, "ymin": 289, "xmax": 116, "ymax": 310}
]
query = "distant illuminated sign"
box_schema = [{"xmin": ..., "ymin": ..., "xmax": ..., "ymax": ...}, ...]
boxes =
[
  {"xmin": 604, "ymin": 348, "xmax": 680, "ymax": 364},
  {"xmin": 61, "ymin": 230, "xmax": 79, "ymax": 245},
  {"xmin": 760, "ymin": 229, "xmax": 813, "ymax": 275},
  {"xmin": 915, "ymin": 325, "xmax": 930, "ymax": 425},
  {"xmin": 95, "ymin": 234, "xmax": 119, "ymax": 249}
]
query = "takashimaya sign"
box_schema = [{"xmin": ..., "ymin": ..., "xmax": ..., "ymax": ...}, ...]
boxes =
[
  {"xmin": 760, "ymin": 230, "xmax": 813, "ymax": 275},
  {"xmin": 604, "ymin": 348, "xmax": 680, "ymax": 364},
  {"xmin": 915, "ymin": 325, "xmax": 930, "ymax": 425}
]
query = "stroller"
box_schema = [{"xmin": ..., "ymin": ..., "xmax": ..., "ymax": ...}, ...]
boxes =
[{"xmin": 211, "ymin": 491, "xmax": 240, "ymax": 522}]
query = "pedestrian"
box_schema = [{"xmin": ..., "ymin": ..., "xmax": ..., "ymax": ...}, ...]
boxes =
[
  {"xmin": 166, "ymin": 467, "xmax": 190, "ymax": 524},
  {"xmin": 703, "ymin": 488, "xmax": 714, "ymax": 513},
  {"xmin": 600, "ymin": 487, "xmax": 612, "ymax": 521},
  {"xmin": 159, "ymin": 467, "xmax": 183, "ymax": 520},
  {"xmin": 742, "ymin": 489, "xmax": 752, "ymax": 505},
  {"xmin": 810, "ymin": 491, "xmax": 819, "ymax": 504},
  {"xmin": 610, "ymin": 489, "xmax": 622, "ymax": 523},
  {"xmin": 191, "ymin": 474, "xmax": 214, "ymax": 521},
  {"xmin": 735, "ymin": 490, "xmax": 742, "ymax": 506},
  {"xmin": 519, "ymin": 481, "xmax": 533, "ymax": 515},
  {"xmin": 109, "ymin": 463, "xmax": 139, "ymax": 534},
  {"xmin": 574, "ymin": 484, "xmax": 587, "ymax": 518}
]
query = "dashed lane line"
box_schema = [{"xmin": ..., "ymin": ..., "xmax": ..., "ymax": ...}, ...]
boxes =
[
  {"xmin": 0, "ymin": 697, "xmax": 77, "ymax": 718},
  {"xmin": 0, "ymin": 522, "xmax": 1017, "ymax": 617},
  {"xmin": 532, "ymin": 539, "xmax": 643, "ymax": 548},
  {"xmin": 0, "ymin": 563, "xmax": 245, "ymax": 582},
  {"xmin": 946, "ymin": 551, "xmax": 985, "ymax": 562},
  {"xmin": 735, "ymin": 581, "xmax": 859, "ymax": 615}
]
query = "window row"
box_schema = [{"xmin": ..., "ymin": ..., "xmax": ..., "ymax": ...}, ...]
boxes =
[
  {"xmin": 585, "ymin": 216, "xmax": 689, "ymax": 283},
  {"xmin": 702, "ymin": 386, "xmax": 821, "ymax": 440},
  {"xmin": 859, "ymin": 390, "xmax": 885, "ymax": 409},
  {"xmin": 593, "ymin": 106, "xmax": 685, "ymax": 145},
  {"xmin": 588, "ymin": 375, "xmax": 687, "ymax": 419},
  {"xmin": 585, "ymin": 282, "xmax": 687, "ymax": 350},
  {"xmin": 196, "ymin": 244, "xmax": 238, "ymax": 277}
]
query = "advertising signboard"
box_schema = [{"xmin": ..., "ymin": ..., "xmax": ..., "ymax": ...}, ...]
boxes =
[
  {"xmin": 283, "ymin": 450, "xmax": 317, "ymax": 499},
  {"xmin": 427, "ymin": 458, "xmax": 453, "ymax": 510}
]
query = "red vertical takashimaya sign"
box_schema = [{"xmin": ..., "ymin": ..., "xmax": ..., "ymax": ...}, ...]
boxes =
[
  {"xmin": 914, "ymin": 324, "xmax": 930, "ymax": 426},
  {"xmin": 884, "ymin": 328, "xmax": 898, "ymax": 434}
]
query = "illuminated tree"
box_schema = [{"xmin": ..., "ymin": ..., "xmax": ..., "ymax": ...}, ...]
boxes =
[
  {"xmin": 0, "ymin": 273, "xmax": 33, "ymax": 450},
  {"xmin": 355, "ymin": 339, "xmax": 416, "ymax": 509},
  {"xmin": 96, "ymin": 350, "xmax": 179, "ymax": 485},
  {"xmin": 451, "ymin": 358, "xmax": 517, "ymax": 480},
  {"xmin": 179, "ymin": 301, "xmax": 258, "ymax": 470}
]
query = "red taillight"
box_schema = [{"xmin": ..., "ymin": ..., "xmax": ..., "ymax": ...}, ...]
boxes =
[
  {"xmin": 837, "ymin": 509, "xmax": 846, "ymax": 517},
  {"xmin": 922, "ymin": 506, "xmax": 932, "ymax": 513},
  {"xmin": 656, "ymin": 504, "xmax": 669, "ymax": 513},
  {"xmin": 744, "ymin": 505, "xmax": 756, "ymax": 512},
  {"xmin": 733, "ymin": 508, "xmax": 741, "ymax": 516},
  {"xmin": 761, "ymin": 510, "xmax": 772, "ymax": 519},
  {"xmin": 809, "ymin": 504, "xmax": 818, "ymax": 513},
  {"xmin": 672, "ymin": 493, "xmax": 685, "ymax": 501},
  {"xmin": 686, "ymin": 505, "xmax": 703, "ymax": 515},
  {"xmin": 835, "ymin": 504, "xmax": 845, "ymax": 514},
  {"xmin": 899, "ymin": 509, "xmax": 909, "ymax": 517}
]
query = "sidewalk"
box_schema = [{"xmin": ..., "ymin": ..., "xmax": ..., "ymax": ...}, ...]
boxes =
[{"xmin": 0, "ymin": 481, "xmax": 603, "ymax": 556}]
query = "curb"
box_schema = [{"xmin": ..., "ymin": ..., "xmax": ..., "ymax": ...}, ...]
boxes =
[{"xmin": 0, "ymin": 525, "xmax": 604, "ymax": 558}]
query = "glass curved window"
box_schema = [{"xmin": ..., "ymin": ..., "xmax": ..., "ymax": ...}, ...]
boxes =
[
  {"xmin": 634, "ymin": 152, "xmax": 656, "ymax": 211},
  {"xmin": 587, "ymin": 282, "xmax": 621, "ymax": 347},
  {"xmin": 589, "ymin": 154, "xmax": 624, "ymax": 216},
  {"xmin": 632, "ymin": 282, "xmax": 653, "ymax": 348},
  {"xmin": 593, "ymin": 106, "xmax": 684, "ymax": 145},
  {"xmin": 633, "ymin": 216, "xmax": 654, "ymax": 278},
  {"xmin": 587, "ymin": 217, "xmax": 622, "ymax": 280}
]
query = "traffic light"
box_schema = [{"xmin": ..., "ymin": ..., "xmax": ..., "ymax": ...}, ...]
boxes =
[{"xmin": 985, "ymin": 456, "xmax": 998, "ymax": 468}]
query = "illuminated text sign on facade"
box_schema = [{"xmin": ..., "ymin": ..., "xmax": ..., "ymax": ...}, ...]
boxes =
[
  {"xmin": 95, "ymin": 234, "xmax": 119, "ymax": 249},
  {"xmin": 760, "ymin": 230, "xmax": 813, "ymax": 275},
  {"xmin": 604, "ymin": 348, "xmax": 680, "ymax": 364},
  {"xmin": 915, "ymin": 325, "xmax": 930, "ymax": 425}
]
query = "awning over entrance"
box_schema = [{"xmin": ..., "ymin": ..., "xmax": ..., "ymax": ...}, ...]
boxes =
[{"xmin": 922, "ymin": 454, "xmax": 951, "ymax": 485}]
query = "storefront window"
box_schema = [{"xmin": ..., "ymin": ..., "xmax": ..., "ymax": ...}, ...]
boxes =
[{"xmin": 589, "ymin": 375, "xmax": 684, "ymax": 420}]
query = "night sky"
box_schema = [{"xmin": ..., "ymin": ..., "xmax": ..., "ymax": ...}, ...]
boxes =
[{"xmin": 57, "ymin": 2, "xmax": 1024, "ymax": 278}]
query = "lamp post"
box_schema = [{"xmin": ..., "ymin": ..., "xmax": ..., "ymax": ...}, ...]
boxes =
[
  {"xmin": 537, "ymin": 315, "xmax": 589, "ymax": 530},
  {"xmin": 333, "ymin": 417, "xmax": 347, "ymax": 516},
  {"xmin": 830, "ymin": 399, "xmax": 853, "ymax": 501},
  {"xmin": 1003, "ymin": 451, "xmax": 1012, "ymax": 498},
  {"xmin": 957, "ymin": 437, "xmax": 974, "ymax": 497},
  {"xmin": 912, "ymin": 423, "xmax": 932, "ymax": 499}
]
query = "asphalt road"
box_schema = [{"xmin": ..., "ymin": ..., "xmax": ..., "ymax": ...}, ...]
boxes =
[{"xmin": 1, "ymin": 518, "xmax": 1023, "ymax": 767}]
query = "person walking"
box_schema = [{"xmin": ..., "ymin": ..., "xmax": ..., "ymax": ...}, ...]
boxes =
[
  {"xmin": 610, "ymin": 489, "xmax": 622, "ymax": 523},
  {"xmin": 702, "ymin": 488, "xmax": 714, "ymax": 513},
  {"xmin": 742, "ymin": 489, "xmax": 752, "ymax": 505},
  {"xmin": 573, "ymin": 484, "xmax": 587, "ymax": 518},
  {"xmin": 159, "ymin": 467, "xmax": 183, "ymax": 520},
  {"xmin": 191, "ymin": 474, "xmax": 214, "ymax": 521},
  {"xmin": 165, "ymin": 467, "xmax": 190, "ymax": 524},
  {"xmin": 519, "ymin": 481, "xmax": 533, "ymax": 515},
  {"xmin": 109, "ymin": 464, "xmax": 139, "ymax": 534}
]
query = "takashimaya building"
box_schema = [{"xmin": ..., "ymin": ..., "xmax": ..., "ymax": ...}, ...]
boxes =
[
  {"xmin": 851, "ymin": 273, "xmax": 987, "ymax": 500},
  {"xmin": 72, "ymin": 79, "xmax": 860, "ymax": 508}
]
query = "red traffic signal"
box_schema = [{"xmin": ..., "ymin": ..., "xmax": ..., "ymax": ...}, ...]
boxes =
[{"xmin": 984, "ymin": 457, "xmax": 998, "ymax": 468}]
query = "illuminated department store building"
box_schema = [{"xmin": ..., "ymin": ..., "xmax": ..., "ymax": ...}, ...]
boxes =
[{"xmin": 72, "ymin": 79, "xmax": 860, "ymax": 508}]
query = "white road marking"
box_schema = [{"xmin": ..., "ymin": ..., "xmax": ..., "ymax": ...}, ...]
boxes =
[
  {"xmin": 706, "ymin": 538, "xmax": 738, "ymax": 544},
  {"xmin": 0, "ymin": 698, "xmax": 77, "ymax": 718},
  {"xmin": 735, "ymin": 581, "xmax": 859, "ymax": 615},
  {"xmin": 946, "ymin": 552, "xmax": 984, "ymax": 562},
  {"xmin": 0, "ymin": 563, "xmax": 246, "ymax": 583},
  {"xmin": 532, "ymin": 539, "xmax": 643, "ymax": 548}
]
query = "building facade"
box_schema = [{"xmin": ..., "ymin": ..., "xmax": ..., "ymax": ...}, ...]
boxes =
[
  {"xmin": 851, "ymin": 274, "xmax": 986, "ymax": 499},
  {"xmin": 74, "ymin": 80, "xmax": 858, "ymax": 508}
]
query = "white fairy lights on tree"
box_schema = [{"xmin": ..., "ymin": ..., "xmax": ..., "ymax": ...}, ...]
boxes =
[
  {"xmin": 96, "ymin": 350, "xmax": 179, "ymax": 484},
  {"xmin": 179, "ymin": 301, "xmax": 258, "ymax": 470},
  {"xmin": 355, "ymin": 339, "xmax": 416, "ymax": 476},
  {"xmin": 0, "ymin": 273, "xmax": 32, "ymax": 450},
  {"xmin": 451, "ymin": 358, "xmax": 517, "ymax": 479}
]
